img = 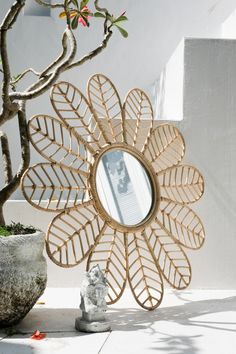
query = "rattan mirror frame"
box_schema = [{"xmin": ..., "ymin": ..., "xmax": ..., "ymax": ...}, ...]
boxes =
[{"xmin": 21, "ymin": 74, "xmax": 205, "ymax": 310}]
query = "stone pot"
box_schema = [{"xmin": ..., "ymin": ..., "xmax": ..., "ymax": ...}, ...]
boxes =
[{"xmin": 0, "ymin": 231, "xmax": 47, "ymax": 327}]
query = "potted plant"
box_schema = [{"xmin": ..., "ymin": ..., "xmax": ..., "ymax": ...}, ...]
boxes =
[
  {"xmin": 0, "ymin": 222, "xmax": 47, "ymax": 327},
  {"xmin": 0, "ymin": 0, "xmax": 127, "ymax": 327}
]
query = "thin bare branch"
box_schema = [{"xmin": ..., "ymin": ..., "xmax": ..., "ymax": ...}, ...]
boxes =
[
  {"xmin": 10, "ymin": 68, "xmax": 40, "ymax": 85},
  {"xmin": 0, "ymin": 105, "xmax": 18, "ymax": 126},
  {"xmin": 0, "ymin": 102, "xmax": 30, "ymax": 204},
  {"xmin": 94, "ymin": 0, "xmax": 109, "ymax": 14},
  {"xmin": 10, "ymin": 28, "xmax": 77, "ymax": 101},
  {"xmin": 34, "ymin": 0, "xmax": 64, "ymax": 8},
  {"xmin": 94, "ymin": 0, "xmax": 110, "ymax": 33},
  {"xmin": 0, "ymin": 131, "xmax": 13, "ymax": 185},
  {"xmin": 66, "ymin": 27, "xmax": 112, "ymax": 70},
  {"xmin": 0, "ymin": 0, "xmax": 26, "ymax": 31},
  {"xmin": 40, "ymin": 31, "xmax": 68, "ymax": 78},
  {"xmin": 0, "ymin": 0, "xmax": 25, "ymax": 107}
]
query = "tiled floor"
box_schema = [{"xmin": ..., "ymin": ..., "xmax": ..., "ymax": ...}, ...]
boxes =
[{"xmin": 0, "ymin": 289, "xmax": 236, "ymax": 354}]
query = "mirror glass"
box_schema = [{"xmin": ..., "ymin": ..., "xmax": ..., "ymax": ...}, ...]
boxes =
[{"xmin": 96, "ymin": 149, "xmax": 153, "ymax": 226}]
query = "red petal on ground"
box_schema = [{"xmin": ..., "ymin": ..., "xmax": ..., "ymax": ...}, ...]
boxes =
[{"xmin": 30, "ymin": 330, "xmax": 46, "ymax": 340}]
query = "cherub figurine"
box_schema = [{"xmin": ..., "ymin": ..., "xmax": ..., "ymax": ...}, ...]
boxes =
[{"xmin": 75, "ymin": 265, "xmax": 111, "ymax": 332}]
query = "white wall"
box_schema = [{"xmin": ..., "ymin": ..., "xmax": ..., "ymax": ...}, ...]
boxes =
[
  {"xmin": 155, "ymin": 40, "xmax": 185, "ymax": 121},
  {"xmin": 177, "ymin": 38, "xmax": 236, "ymax": 289}
]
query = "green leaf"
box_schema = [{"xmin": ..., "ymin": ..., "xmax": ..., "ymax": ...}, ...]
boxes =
[
  {"xmin": 114, "ymin": 25, "xmax": 128, "ymax": 38},
  {"xmin": 80, "ymin": 13, "xmax": 90, "ymax": 26},
  {"xmin": 80, "ymin": 0, "xmax": 89, "ymax": 10},
  {"xmin": 0, "ymin": 226, "xmax": 11, "ymax": 236},
  {"xmin": 71, "ymin": 0, "xmax": 79, "ymax": 7},
  {"xmin": 113, "ymin": 15, "xmax": 128, "ymax": 23},
  {"xmin": 94, "ymin": 12, "xmax": 106, "ymax": 18},
  {"xmin": 113, "ymin": 20, "xmax": 128, "ymax": 27},
  {"xmin": 81, "ymin": 11, "xmax": 92, "ymax": 17},
  {"xmin": 71, "ymin": 14, "xmax": 79, "ymax": 29}
]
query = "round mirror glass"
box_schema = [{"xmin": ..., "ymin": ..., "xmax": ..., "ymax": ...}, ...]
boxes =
[{"xmin": 96, "ymin": 149, "xmax": 153, "ymax": 226}]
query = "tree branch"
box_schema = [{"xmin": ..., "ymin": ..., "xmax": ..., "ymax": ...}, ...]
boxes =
[
  {"xmin": 9, "ymin": 28, "xmax": 77, "ymax": 101},
  {"xmin": 39, "ymin": 30, "xmax": 68, "ymax": 78},
  {"xmin": 0, "ymin": 27, "xmax": 72, "ymax": 125},
  {"xmin": 0, "ymin": 102, "xmax": 30, "ymax": 204},
  {"xmin": 94, "ymin": 0, "xmax": 109, "ymax": 34},
  {"xmin": 0, "ymin": 106, "xmax": 18, "ymax": 126},
  {"xmin": 10, "ymin": 68, "xmax": 40, "ymax": 85},
  {"xmin": 66, "ymin": 27, "xmax": 112, "ymax": 71},
  {"xmin": 0, "ymin": 131, "xmax": 13, "ymax": 185},
  {"xmin": 0, "ymin": 0, "xmax": 25, "ymax": 109},
  {"xmin": 34, "ymin": 0, "xmax": 64, "ymax": 8},
  {"xmin": 94, "ymin": 0, "xmax": 109, "ymax": 14},
  {"xmin": 1, "ymin": 0, "xmax": 26, "ymax": 31}
]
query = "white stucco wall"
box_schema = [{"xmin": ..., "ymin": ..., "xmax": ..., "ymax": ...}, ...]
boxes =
[{"xmin": 178, "ymin": 38, "xmax": 236, "ymax": 289}]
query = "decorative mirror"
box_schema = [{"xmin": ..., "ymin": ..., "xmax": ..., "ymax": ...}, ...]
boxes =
[
  {"xmin": 22, "ymin": 74, "xmax": 205, "ymax": 310},
  {"xmin": 95, "ymin": 148, "xmax": 153, "ymax": 226}
]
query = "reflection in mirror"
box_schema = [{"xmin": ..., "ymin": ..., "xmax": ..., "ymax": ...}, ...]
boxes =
[{"xmin": 96, "ymin": 149, "xmax": 153, "ymax": 226}]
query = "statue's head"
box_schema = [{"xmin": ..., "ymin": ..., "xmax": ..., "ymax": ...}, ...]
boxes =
[{"xmin": 87, "ymin": 264, "xmax": 107, "ymax": 285}]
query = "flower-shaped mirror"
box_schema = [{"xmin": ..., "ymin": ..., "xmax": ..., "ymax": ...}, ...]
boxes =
[{"xmin": 22, "ymin": 74, "xmax": 205, "ymax": 310}]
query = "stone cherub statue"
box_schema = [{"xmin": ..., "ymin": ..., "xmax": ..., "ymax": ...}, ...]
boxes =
[{"xmin": 75, "ymin": 265, "xmax": 111, "ymax": 332}]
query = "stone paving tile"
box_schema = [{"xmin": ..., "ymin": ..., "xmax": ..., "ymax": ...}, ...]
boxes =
[
  {"xmin": 0, "ymin": 331, "xmax": 110, "ymax": 354},
  {"xmin": 14, "ymin": 307, "xmax": 80, "ymax": 334}
]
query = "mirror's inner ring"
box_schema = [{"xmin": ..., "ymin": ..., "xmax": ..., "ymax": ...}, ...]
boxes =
[{"xmin": 89, "ymin": 143, "xmax": 161, "ymax": 233}]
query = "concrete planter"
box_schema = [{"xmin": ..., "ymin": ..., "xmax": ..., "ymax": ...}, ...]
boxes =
[{"xmin": 0, "ymin": 231, "xmax": 47, "ymax": 327}]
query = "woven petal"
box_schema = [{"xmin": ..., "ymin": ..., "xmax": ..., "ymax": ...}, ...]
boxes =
[
  {"xmin": 28, "ymin": 115, "xmax": 91, "ymax": 173},
  {"xmin": 158, "ymin": 165, "xmax": 204, "ymax": 204},
  {"xmin": 147, "ymin": 219, "xmax": 191, "ymax": 289},
  {"xmin": 21, "ymin": 163, "xmax": 89, "ymax": 212},
  {"xmin": 144, "ymin": 124, "xmax": 185, "ymax": 173},
  {"xmin": 51, "ymin": 81, "xmax": 108, "ymax": 154},
  {"xmin": 127, "ymin": 232, "xmax": 164, "ymax": 310},
  {"xmin": 87, "ymin": 227, "xmax": 127, "ymax": 305},
  {"xmin": 46, "ymin": 201, "xmax": 105, "ymax": 267},
  {"xmin": 123, "ymin": 88, "xmax": 153, "ymax": 151},
  {"xmin": 156, "ymin": 198, "xmax": 205, "ymax": 249},
  {"xmin": 87, "ymin": 74, "xmax": 124, "ymax": 143}
]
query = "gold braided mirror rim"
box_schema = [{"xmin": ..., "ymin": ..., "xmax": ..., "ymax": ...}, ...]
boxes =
[{"xmin": 89, "ymin": 142, "xmax": 161, "ymax": 233}]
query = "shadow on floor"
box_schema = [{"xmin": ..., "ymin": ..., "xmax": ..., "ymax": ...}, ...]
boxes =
[
  {"xmin": 0, "ymin": 341, "xmax": 35, "ymax": 354},
  {"xmin": 149, "ymin": 333, "xmax": 203, "ymax": 354},
  {"xmin": 2, "ymin": 309, "xmax": 85, "ymax": 338},
  {"xmin": 107, "ymin": 295, "xmax": 236, "ymax": 354},
  {"xmin": 107, "ymin": 296, "xmax": 236, "ymax": 333}
]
